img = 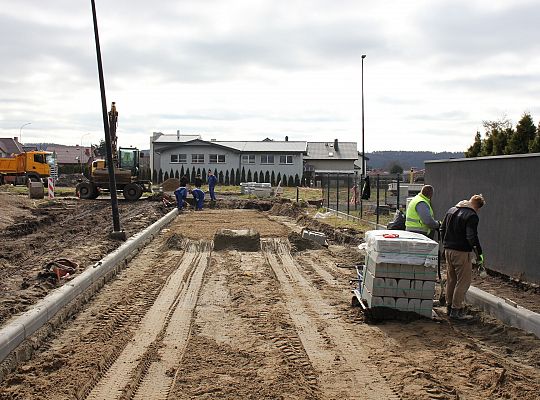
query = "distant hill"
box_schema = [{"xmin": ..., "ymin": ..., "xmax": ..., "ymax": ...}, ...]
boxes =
[{"xmin": 366, "ymin": 151, "xmax": 464, "ymax": 170}]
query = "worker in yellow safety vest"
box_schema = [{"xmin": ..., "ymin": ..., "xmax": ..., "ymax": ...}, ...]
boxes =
[{"xmin": 405, "ymin": 185, "xmax": 440, "ymax": 239}]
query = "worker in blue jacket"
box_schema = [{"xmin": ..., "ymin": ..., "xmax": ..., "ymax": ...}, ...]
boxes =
[
  {"xmin": 191, "ymin": 182, "xmax": 205, "ymax": 210},
  {"xmin": 207, "ymin": 169, "xmax": 217, "ymax": 201},
  {"xmin": 174, "ymin": 184, "xmax": 188, "ymax": 210}
]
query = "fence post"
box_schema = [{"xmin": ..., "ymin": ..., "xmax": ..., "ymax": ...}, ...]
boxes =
[
  {"xmin": 396, "ymin": 174, "xmax": 401, "ymax": 211},
  {"xmin": 376, "ymin": 174, "xmax": 380, "ymax": 225},
  {"xmin": 327, "ymin": 173, "xmax": 330, "ymax": 208},
  {"xmin": 336, "ymin": 173, "xmax": 340, "ymax": 212},
  {"xmin": 360, "ymin": 175, "xmax": 363, "ymax": 219},
  {"xmin": 347, "ymin": 174, "xmax": 350, "ymax": 216}
]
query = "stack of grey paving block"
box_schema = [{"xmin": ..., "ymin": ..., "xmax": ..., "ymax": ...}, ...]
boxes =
[{"xmin": 361, "ymin": 230, "xmax": 438, "ymax": 318}]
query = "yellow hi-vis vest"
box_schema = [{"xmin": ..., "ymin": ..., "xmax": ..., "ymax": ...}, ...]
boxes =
[{"xmin": 405, "ymin": 193, "xmax": 434, "ymax": 235}]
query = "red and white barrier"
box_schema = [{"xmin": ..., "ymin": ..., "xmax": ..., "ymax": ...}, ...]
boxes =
[{"xmin": 48, "ymin": 177, "xmax": 55, "ymax": 199}]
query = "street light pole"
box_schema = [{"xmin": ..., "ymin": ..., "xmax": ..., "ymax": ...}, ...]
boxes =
[
  {"xmin": 19, "ymin": 122, "xmax": 31, "ymax": 143},
  {"xmin": 360, "ymin": 54, "xmax": 366, "ymax": 218}
]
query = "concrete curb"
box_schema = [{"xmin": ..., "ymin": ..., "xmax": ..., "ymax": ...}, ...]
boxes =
[
  {"xmin": 466, "ymin": 285, "xmax": 540, "ymax": 338},
  {"xmin": 0, "ymin": 208, "xmax": 179, "ymax": 363}
]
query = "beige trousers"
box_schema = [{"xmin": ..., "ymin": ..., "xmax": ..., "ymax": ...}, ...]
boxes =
[{"xmin": 445, "ymin": 249, "xmax": 472, "ymax": 309}]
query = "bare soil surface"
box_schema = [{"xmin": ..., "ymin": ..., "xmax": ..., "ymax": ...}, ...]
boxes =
[
  {"xmin": 0, "ymin": 192, "xmax": 168, "ymax": 326},
  {"xmin": 470, "ymin": 270, "xmax": 540, "ymax": 313},
  {"xmin": 0, "ymin": 203, "xmax": 539, "ymax": 399}
]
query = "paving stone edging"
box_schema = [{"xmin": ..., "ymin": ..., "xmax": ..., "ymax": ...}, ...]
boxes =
[
  {"xmin": 465, "ymin": 286, "xmax": 540, "ymax": 338},
  {"xmin": 0, "ymin": 208, "xmax": 179, "ymax": 365}
]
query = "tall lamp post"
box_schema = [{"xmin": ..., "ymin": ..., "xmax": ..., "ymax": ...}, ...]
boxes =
[
  {"xmin": 19, "ymin": 122, "xmax": 31, "ymax": 143},
  {"xmin": 360, "ymin": 54, "xmax": 366, "ymax": 218}
]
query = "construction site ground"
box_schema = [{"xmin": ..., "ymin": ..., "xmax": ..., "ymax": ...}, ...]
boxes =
[{"xmin": 0, "ymin": 191, "xmax": 539, "ymax": 399}]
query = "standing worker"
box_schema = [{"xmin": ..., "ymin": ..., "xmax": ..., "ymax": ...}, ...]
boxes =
[
  {"xmin": 207, "ymin": 169, "xmax": 217, "ymax": 201},
  {"xmin": 405, "ymin": 185, "xmax": 440, "ymax": 239},
  {"xmin": 191, "ymin": 182, "xmax": 205, "ymax": 211},
  {"xmin": 440, "ymin": 194, "xmax": 485, "ymax": 320},
  {"xmin": 174, "ymin": 182, "xmax": 188, "ymax": 211}
]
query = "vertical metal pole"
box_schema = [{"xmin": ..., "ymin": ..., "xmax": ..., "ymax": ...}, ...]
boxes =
[
  {"xmin": 327, "ymin": 173, "xmax": 330, "ymax": 208},
  {"xmin": 347, "ymin": 174, "xmax": 350, "ymax": 216},
  {"xmin": 360, "ymin": 54, "xmax": 366, "ymax": 220},
  {"xmin": 90, "ymin": 0, "xmax": 123, "ymax": 238},
  {"xmin": 354, "ymin": 176, "xmax": 358, "ymax": 211},
  {"xmin": 296, "ymin": 186, "xmax": 299, "ymax": 203},
  {"xmin": 376, "ymin": 174, "xmax": 380, "ymax": 225},
  {"xmin": 396, "ymin": 174, "xmax": 401, "ymax": 211},
  {"xmin": 336, "ymin": 173, "xmax": 340, "ymax": 212}
]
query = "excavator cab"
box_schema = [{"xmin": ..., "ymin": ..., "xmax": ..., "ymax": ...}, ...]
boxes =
[{"xmin": 118, "ymin": 147, "xmax": 139, "ymax": 176}]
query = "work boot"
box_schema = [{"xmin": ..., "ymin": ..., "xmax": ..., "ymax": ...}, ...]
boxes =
[{"xmin": 449, "ymin": 308, "xmax": 474, "ymax": 321}]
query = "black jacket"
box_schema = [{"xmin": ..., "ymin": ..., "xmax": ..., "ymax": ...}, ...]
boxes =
[{"xmin": 441, "ymin": 201, "xmax": 482, "ymax": 255}]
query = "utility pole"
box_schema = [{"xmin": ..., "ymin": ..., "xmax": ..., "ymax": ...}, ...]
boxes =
[
  {"xmin": 90, "ymin": 0, "xmax": 125, "ymax": 240},
  {"xmin": 360, "ymin": 54, "xmax": 366, "ymax": 218}
]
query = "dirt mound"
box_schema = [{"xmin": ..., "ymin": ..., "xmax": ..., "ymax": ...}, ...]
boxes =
[
  {"xmin": 296, "ymin": 215, "xmax": 363, "ymax": 245},
  {"xmin": 288, "ymin": 231, "xmax": 323, "ymax": 252},
  {"xmin": 161, "ymin": 233, "xmax": 185, "ymax": 251},
  {"xmin": 213, "ymin": 199, "xmax": 274, "ymax": 211},
  {"xmin": 214, "ymin": 228, "xmax": 261, "ymax": 251},
  {"xmin": 269, "ymin": 201, "xmax": 306, "ymax": 219},
  {"xmin": 162, "ymin": 178, "xmax": 180, "ymax": 192}
]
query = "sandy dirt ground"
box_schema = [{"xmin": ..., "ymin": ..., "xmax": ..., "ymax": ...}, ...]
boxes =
[
  {"xmin": 0, "ymin": 208, "xmax": 538, "ymax": 400},
  {"xmin": 0, "ymin": 192, "xmax": 168, "ymax": 326}
]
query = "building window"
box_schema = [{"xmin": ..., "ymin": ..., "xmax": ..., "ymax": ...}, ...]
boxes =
[
  {"xmin": 242, "ymin": 154, "xmax": 255, "ymax": 164},
  {"xmin": 279, "ymin": 155, "xmax": 293, "ymax": 164},
  {"xmin": 261, "ymin": 154, "xmax": 274, "ymax": 164},
  {"xmin": 209, "ymin": 154, "xmax": 226, "ymax": 163},
  {"xmin": 192, "ymin": 154, "xmax": 204, "ymax": 163},
  {"xmin": 171, "ymin": 154, "xmax": 187, "ymax": 163}
]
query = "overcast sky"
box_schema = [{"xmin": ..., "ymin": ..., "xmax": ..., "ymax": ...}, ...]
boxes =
[{"xmin": 1, "ymin": 0, "xmax": 539, "ymax": 152}]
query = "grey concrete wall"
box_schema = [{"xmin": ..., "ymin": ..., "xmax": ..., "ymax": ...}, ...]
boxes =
[{"xmin": 425, "ymin": 153, "xmax": 540, "ymax": 284}]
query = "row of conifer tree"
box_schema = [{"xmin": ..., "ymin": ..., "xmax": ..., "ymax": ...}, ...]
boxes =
[{"xmin": 152, "ymin": 165, "xmax": 303, "ymax": 187}]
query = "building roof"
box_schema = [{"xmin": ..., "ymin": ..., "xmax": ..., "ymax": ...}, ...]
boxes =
[
  {"xmin": 43, "ymin": 144, "xmax": 93, "ymax": 164},
  {"xmin": 213, "ymin": 141, "xmax": 307, "ymax": 153},
  {"xmin": 153, "ymin": 134, "xmax": 203, "ymax": 143},
  {"xmin": 305, "ymin": 141, "xmax": 358, "ymax": 160},
  {"xmin": 0, "ymin": 137, "xmax": 24, "ymax": 155}
]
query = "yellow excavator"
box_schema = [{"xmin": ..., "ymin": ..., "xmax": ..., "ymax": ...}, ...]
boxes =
[{"xmin": 76, "ymin": 103, "xmax": 152, "ymax": 201}]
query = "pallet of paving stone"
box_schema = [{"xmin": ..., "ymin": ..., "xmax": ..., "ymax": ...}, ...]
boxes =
[{"xmin": 365, "ymin": 230, "xmax": 439, "ymax": 268}]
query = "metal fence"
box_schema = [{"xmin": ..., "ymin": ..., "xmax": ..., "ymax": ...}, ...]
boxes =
[{"xmin": 321, "ymin": 173, "xmax": 414, "ymax": 227}]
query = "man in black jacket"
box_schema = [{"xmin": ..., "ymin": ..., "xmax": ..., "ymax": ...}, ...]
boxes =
[{"xmin": 440, "ymin": 194, "xmax": 485, "ymax": 320}]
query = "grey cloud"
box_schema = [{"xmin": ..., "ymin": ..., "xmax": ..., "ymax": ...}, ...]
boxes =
[
  {"xmin": 101, "ymin": 18, "xmax": 389, "ymax": 84},
  {"xmin": 417, "ymin": 1, "xmax": 540, "ymax": 58},
  {"xmin": 406, "ymin": 110, "xmax": 471, "ymax": 121},
  {"xmin": 435, "ymin": 73, "xmax": 540, "ymax": 93}
]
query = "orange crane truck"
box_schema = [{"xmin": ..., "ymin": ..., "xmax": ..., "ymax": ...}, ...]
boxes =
[{"xmin": 0, "ymin": 151, "xmax": 56, "ymax": 185}]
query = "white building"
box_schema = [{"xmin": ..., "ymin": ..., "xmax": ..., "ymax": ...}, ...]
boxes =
[{"xmin": 150, "ymin": 132, "xmax": 359, "ymax": 185}]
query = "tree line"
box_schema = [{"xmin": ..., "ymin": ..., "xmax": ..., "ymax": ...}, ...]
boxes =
[
  {"xmin": 465, "ymin": 113, "xmax": 540, "ymax": 157},
  {"xmin": 153, "ymin": 165, "xmax": 303, "ymax": 187}
]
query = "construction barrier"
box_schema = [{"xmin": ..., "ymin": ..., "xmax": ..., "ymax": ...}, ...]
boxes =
[{"xmin": 48, "ymin": 177, "xmax": 54, "ymax": 199}]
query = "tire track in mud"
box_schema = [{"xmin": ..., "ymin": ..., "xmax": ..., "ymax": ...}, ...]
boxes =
[
  {"xmin": 86, "ymin": 240, "xmax": 211, "ymax": 400},
  {"xmin": 0, "ymin": 230, "xmax": 184, "ymax": 400},
  {"xmin": 291, "ymin": 248, "xmax": 540, "ymax": 399},
  {"xmin": 263, "ymin": 238, "xmax": 399, "ymax": 400},
  {"xmin": 168, "ymin": 249, "xmax": 321, "ymax": 399}
]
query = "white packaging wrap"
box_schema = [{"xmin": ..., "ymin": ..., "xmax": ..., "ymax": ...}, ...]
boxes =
[{"xmin": 365, "ymin": 230, "xmax": 439, "ymax": 268}]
